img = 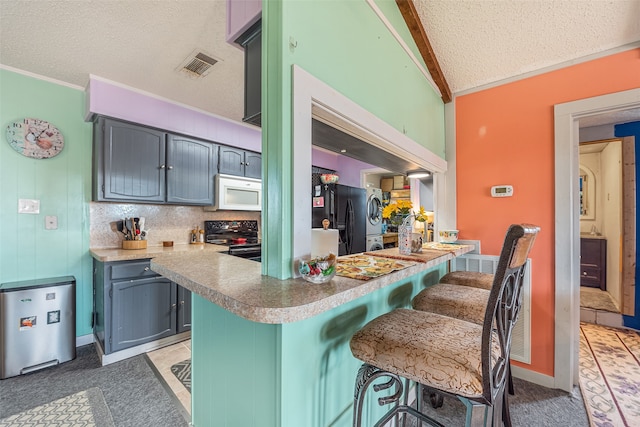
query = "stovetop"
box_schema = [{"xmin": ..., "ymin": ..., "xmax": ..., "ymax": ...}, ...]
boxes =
[{"xmin": 204, "ymin": 220, "xmax": 259, "ymax": 246}]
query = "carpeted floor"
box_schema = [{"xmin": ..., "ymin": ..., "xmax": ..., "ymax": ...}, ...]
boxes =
[
  {"xmin": 407, "ymin": 377, "xmax": 588, "ymax": 426},
  {"xmin": 580, "ymin": 322, "xmax": 640, "ymax": 426},
  {"xmin": 0, "ymin": 345, "xmax": 188, "ymax": 427}
]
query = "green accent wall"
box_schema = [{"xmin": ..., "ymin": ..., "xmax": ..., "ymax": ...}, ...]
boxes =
[
  {"xmin": 262, "ymin": 0, "xmax": 445, "ymax": 278},
  {"xmin": 192, "ymin": 264, "xmax": 444, "ymax": 426},
  {"xmin": 0, "ymin": 69, "xmax": 93, "ymax": 336}
]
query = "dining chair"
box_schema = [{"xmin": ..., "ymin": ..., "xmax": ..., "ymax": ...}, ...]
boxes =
[{"xmin": 349, "ymin": 224, "xmax": 539, "ymax": 427}]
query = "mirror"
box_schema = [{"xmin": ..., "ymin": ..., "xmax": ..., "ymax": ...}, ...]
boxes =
[{"xmin": 579, "ymin": 168, "xmax": 595, "ymax": 219}]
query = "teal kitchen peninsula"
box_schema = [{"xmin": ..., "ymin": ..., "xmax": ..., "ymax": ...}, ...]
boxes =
[{"xmin": 151, "ymin": 245, "xmax": 473, "ymax": 426}]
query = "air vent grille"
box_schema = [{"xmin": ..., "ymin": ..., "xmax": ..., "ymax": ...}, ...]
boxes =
[{"xmin": 177, "ymin": 51, "xmax": 219, "ymax": 78}]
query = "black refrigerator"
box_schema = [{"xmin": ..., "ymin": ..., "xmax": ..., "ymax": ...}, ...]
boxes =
[{"xmin": 312, "ymin": 182, "xmax": 366, "ymax": 256}]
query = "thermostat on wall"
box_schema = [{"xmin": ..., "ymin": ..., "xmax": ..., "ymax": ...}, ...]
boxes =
[{"xmin": 491, "ymin": 185, "xmax": 513, "ymax": 197}]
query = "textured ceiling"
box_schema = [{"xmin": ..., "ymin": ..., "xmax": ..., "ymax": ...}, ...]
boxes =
[
  {"xmin": 0, "ymin": 0, "xmax": 245, "ymax": 121},
  {"xmin": 1, "ymin": 0, "xmax": 639, "ymax": 126},
  {"xmin": 414, "ymin": 0, "xmax": 640, "ymax": 94}
]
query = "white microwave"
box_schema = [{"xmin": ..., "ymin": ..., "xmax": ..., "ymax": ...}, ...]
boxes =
[{"xmin": 205, "ymin": 174, "xmax": 262, "ymax": 211}]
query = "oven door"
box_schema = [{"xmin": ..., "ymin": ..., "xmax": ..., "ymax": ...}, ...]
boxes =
[{"xmin": 228, "ymin": 244, "xmax": 261, "ymax": 262}]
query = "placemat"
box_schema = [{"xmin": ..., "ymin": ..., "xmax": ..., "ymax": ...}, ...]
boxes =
[
  {"xmin": 423, "ymin": 242, "xmax": 468, "ymax": 251},
  {"xmin": 337, "ymin": 255, "xmax": 416, "ymax": 281}
]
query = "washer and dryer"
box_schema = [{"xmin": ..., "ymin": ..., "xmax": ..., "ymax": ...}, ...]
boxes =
[
  {"xmin": 366, "ymin": 235, "xmax": 384, "ymax": 251},
  {"xmin": 366, "ymin": 188, "xmax": 384, "ymax": 251}
]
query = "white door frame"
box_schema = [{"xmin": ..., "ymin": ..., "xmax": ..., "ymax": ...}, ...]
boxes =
[{"xmin": 554, "ymin": 88, "xmax": 640, "ymax": 391}]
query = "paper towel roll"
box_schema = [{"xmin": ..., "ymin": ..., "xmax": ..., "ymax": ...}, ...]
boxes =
[{"xmin": 311, "ymin": 229, "xmax": 339, "ymax": 258}]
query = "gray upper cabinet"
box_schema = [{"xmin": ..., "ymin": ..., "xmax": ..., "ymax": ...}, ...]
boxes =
[
  {"xmin": 219, "ymin": 145, "xmax": 261, "ymax": 179},
  {"xmin": 97, "ymin": 118, "xmax": 166, "ymax": 203},
  {"xmin": 93, "ymin": 116, "xmax": 217, "ymax": 205},
  {"xmin": 166, "ymin": 134, "xmax": 217, "ymax": 205},
  {"xmin": 237, "ymin": 20, "xmax": 262, "ymax": 127}
]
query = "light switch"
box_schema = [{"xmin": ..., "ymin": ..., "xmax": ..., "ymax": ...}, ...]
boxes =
[
  {"xmin": 45, "ymin": 216, "xmax": 58, "ymax": 230},
  {"xmin": 18, "ymin": 199, "xmax": 40, "ymax": 214}
]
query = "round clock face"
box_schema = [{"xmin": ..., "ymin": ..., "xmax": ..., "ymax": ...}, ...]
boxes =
[{"xmin": 6, "ymin": 118, "xmax": 64, "ymax": 159}]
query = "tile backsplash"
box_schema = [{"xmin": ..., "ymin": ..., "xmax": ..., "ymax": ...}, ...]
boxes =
[{"xmin": 90, "ymin": 202, "xmax": 261, "ymax": 248}]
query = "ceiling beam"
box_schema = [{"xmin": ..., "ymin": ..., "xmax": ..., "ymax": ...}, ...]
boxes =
[{"xmin": 396, "ymin": 0, "xmax": 452, "ymax": 103}]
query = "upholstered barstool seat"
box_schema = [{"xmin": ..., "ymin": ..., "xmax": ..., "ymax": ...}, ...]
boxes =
[
  {"xmin": 349, "ymin": 224, "xmax": 540, "ymax": 427},
  {"xmin": 411, "ymin": 283, "xmax": 490, "ymax": 324},
  {"xmin": 350, "ymin": 308, "xmax": 498, "ymax": 399},
  {"xmin": 438, "ymin": 271, "xmax": 494, "ymax": 290}
]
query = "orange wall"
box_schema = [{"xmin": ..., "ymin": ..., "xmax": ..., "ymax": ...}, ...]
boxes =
[{"xmin": 455, "ymin": 48, "xmax": 640, "ymax": 376}]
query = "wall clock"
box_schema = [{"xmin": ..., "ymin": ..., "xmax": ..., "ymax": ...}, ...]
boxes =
[{"xmin": 5, "ymin": 118, "xmax": 64, "ymax": 159}]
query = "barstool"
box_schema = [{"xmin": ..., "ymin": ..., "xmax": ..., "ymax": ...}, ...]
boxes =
[{"xmin": 349, "ymin": 224, "xmax": 539, "ymax": 427}]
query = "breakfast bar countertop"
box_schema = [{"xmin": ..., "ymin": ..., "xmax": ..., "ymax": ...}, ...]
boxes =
[{"xmin": 150, "ymin": 244, "xmax": 474, "ymax": 324}]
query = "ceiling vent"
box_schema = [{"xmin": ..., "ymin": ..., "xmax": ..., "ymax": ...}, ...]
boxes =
[{"xmin": 177, "ymin": 50, "xmax": 219, "ymax": 78}]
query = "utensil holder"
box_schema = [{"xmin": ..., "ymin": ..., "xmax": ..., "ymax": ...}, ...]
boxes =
[{"xmin": 122, "ymin": 240, "xmax": 147, "ymax": 250}]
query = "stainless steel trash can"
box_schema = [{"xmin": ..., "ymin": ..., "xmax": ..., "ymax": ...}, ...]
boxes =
[{"xmin": 0, "ymin": 276, "xmax": 76, "ymax": 379}]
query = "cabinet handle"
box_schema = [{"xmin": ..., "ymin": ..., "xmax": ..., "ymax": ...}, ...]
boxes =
[
  {"xmin": 245, "ymin": 163, "xmax": 249, "ymax": 167},
  {"xmin": 160, "ymin": 164, "xmax": 166, "ymax": 169},
  {"xmin": 144, "ymin": 267, "xmax": 150, "ymax": 271},
  {"xmin": 241, "ymin": 162, "xmax": 245, "ymax": 165},
  {"xmin": 583, "ymin": 272, "xmax": 587, "ymax": 276},
  {"xmin": 167, "ymin": 166, "xmax": 173, "ymax": 170},
  {"xmin": 171, "ymin": 303, "xmax": 177, "ymax": 309},
  {"xmin": 180, "ymin": 300, "xmax": 185, "ymax": 305}
]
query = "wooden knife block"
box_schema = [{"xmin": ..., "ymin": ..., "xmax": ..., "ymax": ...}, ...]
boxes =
[{"xmin": 122, "ymin": 240, "xmax": 147, "ymax": 250}]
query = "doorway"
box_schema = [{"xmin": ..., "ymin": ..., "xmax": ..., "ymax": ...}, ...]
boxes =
[
  {"xmin": 554, "ymin": 88, "xmax": 640, "ymax": 392},
  {"xmin": 578, "ymin": 139, "xmax": 624, "ymax": 326}
]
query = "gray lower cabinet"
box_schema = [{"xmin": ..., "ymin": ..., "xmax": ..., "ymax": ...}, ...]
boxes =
[
  {"xmin": 219, "ymin": 145, "xmax": 261, "ymax": 179},
  {"xmin": 177, "ymin": 286, "xmax": 192, "ymax": 333},
  {"xmin": 94, "ymin": 258, "xmax": 191, "ymax": 355},
  {"xmin": 93, "ymin": 116, "xmax": 217, "ymax": 205}
]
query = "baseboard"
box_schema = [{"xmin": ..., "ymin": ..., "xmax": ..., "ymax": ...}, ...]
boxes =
[
  {"xmin": 511, "ymin": 365, "xmax": 556, "ymax": 389},
  {"xmin": 76, "ymin": 334, "xmax": 94, "ymax": 347},
  {"xmin": 97, "ymin": 332, "xmax": 191, "ymax": 366}
]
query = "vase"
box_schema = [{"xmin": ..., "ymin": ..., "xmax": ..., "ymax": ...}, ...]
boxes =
[{"xmin": 390, "ymin": 213, "xmax": 410, "ymax": 226}]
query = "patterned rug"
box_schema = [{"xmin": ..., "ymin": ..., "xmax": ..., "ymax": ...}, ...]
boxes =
[
  {"xmin": 170, "ymin": 359, "xmax": 191, "ymax": 393},
  {"xmin": 0, "ymin": 387, "xmax": 114, "ymax": 427},
  {"xmin": 580, "ymin": 322, "xmax": 640, "ymax": 426}
]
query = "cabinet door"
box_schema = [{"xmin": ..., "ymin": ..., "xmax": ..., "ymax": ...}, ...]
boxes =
[
  {"xmin": 101, "ymin": 118, "xmax": 166, "ymax": 202},
  {"xmin": 244, "ymin": 151, "xmax": 262, "ymax": 179},
  {"xmin": 110, "ymin": 277, "xmax": 176, "ymax": 352},
  {"xmin": 219, "ymin": 146, "xmax": 245, "ymax": 176},
  {"xmin": 242, "ymin": 24, "xmax": 262, "ymax": 126},
  {"xmin": 166, "ymin": 135, "xmax": 216, "ymax": 205},
  {"xmin": 177, "ymin": 286, "xmax": 192, "ymax": 333}
]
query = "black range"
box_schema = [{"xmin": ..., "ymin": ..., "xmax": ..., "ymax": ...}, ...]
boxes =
[{"xmin": 205, "ymin": 220, "xmax": 261, "ymax": 262}]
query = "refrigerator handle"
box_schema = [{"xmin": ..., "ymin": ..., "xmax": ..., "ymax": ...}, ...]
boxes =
[
  {"xmin": 346, "ymin": 199, "xmax": 353, "ymax": 254},
  {"xmin": 329, "ymin": 189, "xmax": 335, "ymax": 225}
]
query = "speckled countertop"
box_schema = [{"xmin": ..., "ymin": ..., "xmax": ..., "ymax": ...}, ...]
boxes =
[
  {"xmin": 149, "ymin": 244, "xmax": 474, "ymax": 324},
  {"xmin": 89, "ymin": 243, "xmax": 228, "ymax": 262}
]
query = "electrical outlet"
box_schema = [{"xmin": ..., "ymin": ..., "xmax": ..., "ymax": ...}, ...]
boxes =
[
  {"xmin": 45, "ymin": 216, "xmax": 58, "ymax": 230},
  {"xmin": 18, "ymin": 199, "xmax": 40, "ymax": 214}
]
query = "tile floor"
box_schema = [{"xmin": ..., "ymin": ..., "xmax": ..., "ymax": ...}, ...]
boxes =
[
  {"xmin": 146, "ymin": 339, "xmax": 192, "ymax": 415},
  {"xmin": 580, "ymin": 287, "xmax": 623, "ymax": 328}
]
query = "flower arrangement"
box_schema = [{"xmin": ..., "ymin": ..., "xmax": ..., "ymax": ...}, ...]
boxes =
[{"xmin": 382, "ymin": 201, "xmax": 432, "ymax": 225}]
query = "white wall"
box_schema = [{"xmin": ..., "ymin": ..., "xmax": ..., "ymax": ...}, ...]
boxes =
[{"xmin": 601, "ymin": 141, "xmax": 622, "ymax": 305}]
